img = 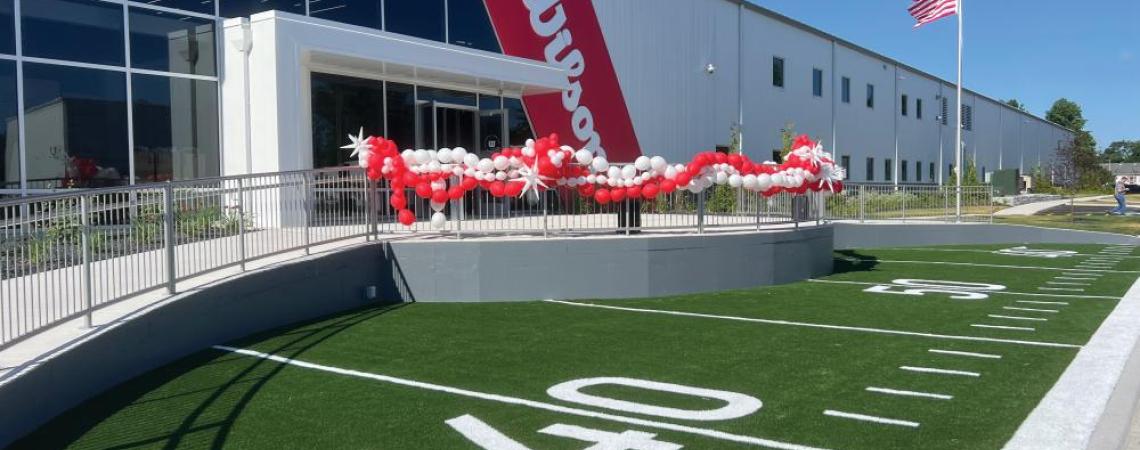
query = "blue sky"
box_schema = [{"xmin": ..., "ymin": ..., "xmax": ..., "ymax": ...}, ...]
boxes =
[{"xmin": 750, "ymin": 0, "xmax": 1140, "ymax": 149}]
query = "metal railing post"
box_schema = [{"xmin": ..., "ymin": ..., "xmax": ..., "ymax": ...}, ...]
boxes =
[
  {"xmin": 163, "ymin": 182, "xmax": 176, "ymax": 294},
  {"xmin": 236, "ymin": 178, "xmax": 247, "ymax": 271},
  {"xmin": 80, "ymin": 195, "xmax": 94, "ymax": 328},
  {"xmin": 902, "ymin": 186, "xmax": 908, "ymax": 223},
  {"xmin": 989, "ymin": 185, "xmax": 995, "ymax": 223},
  {"xmin": 697, "ymin": 190, "xmax": 706, "ymax": 234},
  {"xmin": 858, "ymin": 185, "xmax": 865, "ymax": 223},
  {"xmin": 367, "ymin": 179, "xmax": 378, "ymax": 240},
  {"xmin": 302, "ymin": 173, "xmax": 311, "ymax": 255},
  {"xmin": 755, "ymin": 194, "xmax": 762, "ymax": 230},
  {"xmin": 542, "ymin": 191, "xmax": 549, "ymax": 238}
]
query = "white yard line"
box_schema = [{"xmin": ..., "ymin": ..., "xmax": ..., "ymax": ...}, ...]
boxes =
[
  {"xmin": 1037, "ymin": 287, "xmax": 1085, "ymax": 292},
  {"xmin": 822, "ymin": 410, "xmax": 919, "ymax": 428},
  {"xmin": 1055, "ymin": 277, "xmax": 1097, "ymax": 281},
  {"xmin": 1016, "ymin": 300, "xmax": 1069, "ymax": 306},
  {"xmin": 865, "ymin": 387, "xmax": 953, "ymax": 400},
  {"xmin": 1046, "ymin": 281, "xmax": 1090, "ymax": 286},
  {"xmin": 899, "ymin": 366, "xmax": 981, "ymax": 377},
  {"xmin": 214, "ymin": 346, "xmax": 829, "ymax": 450},
  {"xmin": 988, "ymin": 314, "xmax": 1048, "ymax": 322},
  {"xmin": 1062, "ymin": 272, "xmax": 1104, "ymax": 277},
  {"xmin": 542, "ymin": 300, "xmax": 1081, "ymax": 349},
  {"xmin": 971, "ymin": 324, "xmax": 1036, "ymax": 332},
  {"xmin": 1007, "ymin": 271, "xmax": 1140, "ymax": 449},
  {"xmin": 808, "ymin": 279, "xmax": 1119, "ymax": 300},
  {"xmin": 1003, "ymin": 307, "xmax": 1060, "ymax": 313},
  {"xmin": 845, "ymin": 259, "xmax": 1139, "ymax": 274},
  {"xmin": 928, "ymin": 349, "xmax": 1002, "ymax": 359}
]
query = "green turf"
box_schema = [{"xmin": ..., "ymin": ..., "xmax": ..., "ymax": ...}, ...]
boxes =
[{"xmin": 11, "ymin": 244, "xmax": 1139, "ymax": 450}]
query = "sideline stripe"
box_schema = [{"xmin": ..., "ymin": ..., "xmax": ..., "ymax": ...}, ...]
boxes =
[
  {"xmin": 214, "ymin": 346, "xmax": 829, "ymax": 450},
  {"xmin": 1004, "ymin": 307, "xmax": 1060, "ymax": 313},
  {"xmin": 865, "ymin": 387, "xmax": 953, "ymax": 400},
  {"xmin": 1016, "ymin": 300, "xmax": 1069, "ymax": 306},
  {"xmin": 1062, "ymin": 272, "xmax": 1103, "ymax": 277},
  {"xmin": 543, "ymin": 300, "xmax": 1081, "ymax": 349},
  {"xmin": 823, "ymin": 410, "xmax": 919, "ymax": 428},
  {"xmin": 899, "ymin": 366, "xmax": 981, "ymax": 377},
  {"xmin": 842, "ymin": 259, "xmax": 1139, "ymax": 273},
  {"xmin": 1055, "ymin": 277, "xmax": 1097, "ymax": 281},
  {"xmin": 972, "ymin": 324, "xmax": 1035, "ymax": 331},
  {"xmin": 1046, "ymin": 281, "xmax": 1090, "ymax": 286},
  {"xmin": 808, "ymin": 279, "xmax": 1119, "ymax": 300},
  {"xmin": 928, "ymin": 349, "xmax": 1002, "ymax": 359},
  {"xmin": 988, "ymin": 314, "xmax": 1048, "ymax": 322},
  {"xmin": 873, "ymin": 248, "xmax": 1139, "ymax": 259},
  {"xmin": 1038, "ymin": 287, "xmax": 1085, "ymax": 292}
]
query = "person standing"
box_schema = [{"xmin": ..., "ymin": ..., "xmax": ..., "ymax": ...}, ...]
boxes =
[{"xmin": 1111, "ymin": 176, "xmax": 1130, "ymax": 215}]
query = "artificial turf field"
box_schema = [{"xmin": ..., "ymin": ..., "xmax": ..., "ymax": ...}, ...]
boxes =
[{"xmin": 11, "ymin": 243, "xmax": 1140, "ymax": 450}]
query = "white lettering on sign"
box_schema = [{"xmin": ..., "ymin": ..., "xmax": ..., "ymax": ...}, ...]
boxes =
[
  {"xmin": 546, "ymin": 377, "xmax": 762, "ymax": 421},
  {"xmin": 863, "ymin": 279, "xmax": 1006, "ymax": 300}
]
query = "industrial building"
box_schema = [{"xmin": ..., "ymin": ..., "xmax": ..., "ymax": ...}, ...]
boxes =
[{"xmin": 0, "ymin": 0, "xmax": 1073, "ymax": 196}]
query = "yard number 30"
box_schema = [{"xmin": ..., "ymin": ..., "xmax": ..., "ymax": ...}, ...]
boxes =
[{"xmin": 863, "ymin": 279, "xmax": 1007, "ymax": 300}]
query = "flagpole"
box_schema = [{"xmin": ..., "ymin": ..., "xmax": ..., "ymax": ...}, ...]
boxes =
[{"xmin": 955, "ymin": 0, "xmax": 963, "ymax": 222}]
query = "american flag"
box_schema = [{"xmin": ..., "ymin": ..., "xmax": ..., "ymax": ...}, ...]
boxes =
[{"xmin": 908, "ymin": 0, "xmax": 958, "ymax": 28}]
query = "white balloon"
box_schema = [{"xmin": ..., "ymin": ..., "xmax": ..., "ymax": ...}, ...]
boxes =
[
  {"xmin": 664, "ymin": 166, "xmax": 678, "ymax": 180},
  {"xmin": 431, "ymin": 179, "xmax": 446, "ymax": 191},
  {"xmin": 715, "ymin": 172, "xmax": 728, "ymax": 185},
  {"xmin": 607, "ymin": 166, "xmax": 621, "ymax": 180},
  {"xmin": 689, "ymin": 181, "xmax": 706, "ymax": 194},
  {"xmin": 437, "ymin": 148, "xmax": 453, "ymax": 163},
  {"xmin": 427, "ymin": 161, "xmax": 441, "ymax": 173},
  {"xmin": 576, "ymin": 176, "xmax": 588, "ymax": 185},
  {"xmin": 464, "ymin": 167, "xmax": 476, "ymax": 177},
  {"xmin": 430, "ymin": 201, "xmax": 446, "ymax": 212},
  {"xmin": 452, "ymin": 167, "xmax": 464, "ymax": 176},
  {"xmin": 495, "ymin": 171, "xmax": 507, "ymax": 181},
  {"xmin": 430, "ymin": 211, "xmax": 447, "ymax": 229},
  {"xmin": 650, "ymin": 156, "xmax": 667, "ymax": 172},
  {"xmin": 464, "ymin": 153, "xmax": 480, "ymax": 168},
  {"xmin": 586, "ymin": 174, "xmax": 598, "ymax": 184},
  {"xmin": 493, "ymin": 156, "xmax": 510, "ymax": 171},
  {"xmin": 592, "ymin": 156, "xmax": 610, "ymax": 173},
  {"xmin": 621, "ymin": 165, "xmax": 638, "ymax": 180},
  {"xmin": 742, "ymin": 174, "xmax": 758, "ymax": 190},
  {"xmin": 522, "ymin": 146, "xmax": 536, "ymax": 157},
  {"xmin": 634, "ymin": 156, "xmax": 651, "ymax": 171},
  {"xmin": 452, "ymin": 147, "xmax": 468, "ymax": 162},
  {"xmin": 596, "ymin": 175, "xmax": 608, "ymax": 185},
  {"xmin": 769, "ymin": 173, "xmax": 784, "ymax": 188},
  {"xmin": 509, "ymin": 156, "xmax": 520, "ymax": 167},
  {"xmin": 414, "ymin": 149, "xmax": 430, "ymax": 165},
  {"xmin": 575, "ymin": 149, "xmax": 594, "ymax": 166},
  {"xmin": 525, "ymin": 138, "xmax": 536, "ymax": 148},
  {"xmin": 401, "ymin": 149, "xmax": 416, "ymax": 164},
  {"xmin": 728, "ymin": 174, "xmax": 743, "ymax": 188}
]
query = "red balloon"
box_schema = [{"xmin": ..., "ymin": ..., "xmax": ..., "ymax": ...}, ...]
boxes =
[
  {"xmin": 448, "ymin": 185, "xmax": 465, "ymax": 200},
  {"xmin": 660, "ymin": 179, "xmax": 677, "ymax": 193},
  {"xmin": 727, "ymin": 154, "xmax": 742, "ymax": 168},
  {"xmin": 431, "ymin": 190, "xmax": 448, "ymax": 204},
  {"xmin": 611, "ymin": 188, "xmax": 627, "ymax": 202},
  {"xmin": 626, "ymin": 185, "xmax": 642, "ymax": 199},
  {"xmin": 714, "ymin": 152, "xmax": 728, "ymax": 164},
  {"xmin": 398, "ymin": 209, "xmax": 415, "ymax": 226},
  {"xmin": 389, "ymin": 194, "xmax": 407, "ymax": 210},
  {"xmin": 594, "ymin": 189, "xmax": 612, "ymax": 204},
  {"xmin": 505, "ymin": 181, "xmax": 524, "ymax": 197},
  {"xmin": 461, "ymin": 176, "xmax": 478, "ymax": 190},
  {"xmin": 642, "ymin": 183, "xmax": 659, "ymax": 198},
  {"xmin": 402, "ymin": 172, "xmax": 419, "ymax": 187},
  {"xmin": 675, "ymin": 172, "xmax": 692, "ymax": 187},
  {"xmin": 415, "ymin": 182, "xmax": 432, "ymax": 198},
  {"xmin": 578, "ymin": 183, "xmax": 596, "ymax": 197},
  {"xmin": 489, "ymin": 181, "xmax": 506, "ymax": 197}
]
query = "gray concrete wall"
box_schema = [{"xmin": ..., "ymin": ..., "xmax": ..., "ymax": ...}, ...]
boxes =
[
  {"xmin": 378, "ymin": 226, "xmax": 834, "ymax": 302},
  {"xmin": 834, "ymin": 223, "xmax": 1140, "ymax": 249}
]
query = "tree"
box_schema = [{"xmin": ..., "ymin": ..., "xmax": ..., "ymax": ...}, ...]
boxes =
[
  {"xmin": 1101, "ymin": 140, "xmax": 1140, "ymax": 163},
  {"xmin": 1046, "ymin": 98, "xmax": 1087, "ymax": 130},
  {"xmin": 1005, "ymin": 99, "xmax": 1027, "ymax": 112},
  {"xmin": 1043, "ymin": 98, "xmax": 1109, "ymax": 191}
]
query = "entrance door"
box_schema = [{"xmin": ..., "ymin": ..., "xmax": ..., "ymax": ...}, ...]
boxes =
[{"xmin": 417, "ymin": 101, "xmax": 478, "ymax": 151}]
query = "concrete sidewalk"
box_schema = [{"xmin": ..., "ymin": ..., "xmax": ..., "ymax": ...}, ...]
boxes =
[{"xmin": 994, "ymin": 195, "xmax": 1110, "ymax": 216}]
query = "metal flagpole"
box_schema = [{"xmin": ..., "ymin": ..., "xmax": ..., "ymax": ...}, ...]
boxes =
[{"xmin": 955, "ymin": 0, "xmax": 963, "ymax": 222}]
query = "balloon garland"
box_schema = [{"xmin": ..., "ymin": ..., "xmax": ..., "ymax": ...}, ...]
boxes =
[{"xmin": 343, "ymin": 129, "xmax": 845, "ymax": 228}]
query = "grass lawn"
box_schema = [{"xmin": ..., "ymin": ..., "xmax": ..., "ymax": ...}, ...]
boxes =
[
  {"xmin": 997, "ymin": 214, "xmax": 1140, "ymax": 236},
  {"xmin": 10, "ymin": 244, "xmax": 1140, "ymax": 450}
]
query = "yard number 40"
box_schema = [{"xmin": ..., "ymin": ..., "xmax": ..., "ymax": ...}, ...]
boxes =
[
  {"xmin": 863, "ymin": 279, "xmax": 1007, "ymax": 300},
  {"xmin": 445, "ymin": 377, "xmax": 763, "ymax": 450}
]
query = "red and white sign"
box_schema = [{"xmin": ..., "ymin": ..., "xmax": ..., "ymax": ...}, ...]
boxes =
[{"xmin": 485, "ymin": 0, "xmax": 643, "ymax": 162}]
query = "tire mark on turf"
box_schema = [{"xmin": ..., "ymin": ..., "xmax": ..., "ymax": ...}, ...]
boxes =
[
  {"xmin": 213, "ymin": 346, "xmax": 830, "ymax": 450},
  {"xmin": 543, "ymin": 300, "xmax": 1081, "ymax": 349}
]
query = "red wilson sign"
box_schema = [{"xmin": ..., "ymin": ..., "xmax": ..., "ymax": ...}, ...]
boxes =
[{"xmin": 485, "ymin": 0, "xmax": 643, "ymax": 162}]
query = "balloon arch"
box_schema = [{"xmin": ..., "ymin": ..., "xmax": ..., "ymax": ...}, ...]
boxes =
[{"xmin": 342, "ymin": 131, "xmax": 845, "ymax": 228}]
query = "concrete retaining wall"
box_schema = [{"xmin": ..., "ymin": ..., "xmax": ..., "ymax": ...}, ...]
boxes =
[{"xmin": 834, "ymin": 223, "xmax": 1140, "ymax": 249}]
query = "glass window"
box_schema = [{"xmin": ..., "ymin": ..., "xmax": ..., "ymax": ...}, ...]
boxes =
[
  {"xmin": 385, "ymin": 0, "xmax": 445, "ymax": 42},
  {"xmin": 885, "ymin": 159, "xmax": 893, "ymax": 181},
  {"xmin": 841, "ymin": 77, "xmax": 850, "ymax": 103},
  {"xmin": 866, "ymin": 84, "xmax": 874, "ymax": 108},
  {"xmin": 901, "ymin": 160, "xmax": 908, "ymax": 182},
  {"xmin": 812, "ymin": 68, "xmax": 822, "ymax": 97},
  {"xmin": 866, "ymin": 157, "xmax": 874, "ymax": 181},
  {"xmin": 309, "ymin": 0, "xmax": 381, "ymax": 30},
  {"xmin": 0, "ymin": 0, "xmax": 13, "ymax": 56},
  {"xmin": 129, "ymin": 8, "xmax": 217, "ymax": 76},
  {"xmin": 23, "ymin": 0, "xmax": 125, "ymax": 66},
  {"xmin": 23, "ymin": 63, "xmax": 128, "ymax": 188},
  {"xmin": 504, "ymin": 97, "xmax": 533, "ymax": 147},
  {"xmin": 916, "ymin": 161, "xmax": 922, "ymax": 181},
  {"xmin": 929, "ymin": 162, "xmax": 935, "ymax": 182},
  {"xmin": 916, "ymin": 98, "xmax": 923, "ymax": 119},
  {"xmin": 221, "ymin": 0, "xmax": 304, "ymax": 18},
  {"xmin": 772, "ymin": 57, "xmax": 784, "ymax": 88},
  {"xmin": 139, "ymin": 0, "xmax": 216, "ymax": 15},
  {"xmin": 132, "ymin": 74, "xmax": 219, "ymax": 182},
  {"xmin": 385, "ymin": 81, "xmax": 415, "ymax": 150},
  {"xmin": 310, "ymin": 73, "xmax": 383, "ymax": 168},
  {"xmin": 901, "ymin": 94, "xmax": 908, "ymax": 116},
  {"xmin": 417, "ymin": 86, "xmax": 476, "ymax": 107},
  {"xmin": 840, "ymin": 156, "xmax": 850, "ymax": 179},
  {"xmin": 448, "ymin": 0, "xmax": 501, "ymax": 52},
  {"xmin": 0, "ymin": 61, "xmax": 16, "ymax": 189},
  {"xmin": 478, "ymin": 94, "xmax": 504, "ymax": 156}
]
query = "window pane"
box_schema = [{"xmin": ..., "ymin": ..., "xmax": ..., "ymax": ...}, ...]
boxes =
[
  {"xmin": 0, "ymin": 0, "xmax": 13, "ymax": 55},
  {"xmin": 132, "ymin": 74, "xmax": 219, "ymax": 182},
  {"xmin": 866, "ymin": 84, "xmax": 874, "ymax": 108},
  {"xmin": 448, "ymin": 0, "xmax": 500, "ymax": 52},
  {"xmin": 417, "ymin": 86, "xmax": 476, "ymax": 107},
  {"xmin": 309, "ymin": 0, "xmax": 381, "ymax": 30},
  {"xmin": 139, "ymin": 0, "xmax": 216, "ymax": 15},
  {"xmin": 0, "ymin": 61, "xmax": 15, "ymax": 189},
  {"xmin": 310, "ymin": 73, "xmax": 383, "ymax": 168},
  {"xmin": 866, "ymin": 158, "xmax": 874, "ymax": 181},
  {"xmin": 901, "ymin": 94, "xmax": 908, "ymax": 116},
  {"xmin": 901, "ymin": 160, "xmax": 908, "ymax": 181},
  {"xmin": 385, "ymin": 81, "xmax": 415, "ymax": 151},
  {"xmin": 916, "ymin": 99, "xmax": 923, "ymax": 119},
  {"xmin": 129, "ymin": 8, "xmax": 217, "ymax": 76},
  {"xmin": 772, "ymin": 57, "xmax": 784, "ymax": 88},
  {"xmin": 812, "ymin": 69, "xmax": 822, "ymax": 97},
  {"xmin": 504, "ymin": 97, "xmax": 533, "ymax": 147},
  {"xmin": 220, "ymin": 0, "xmax": 304, "ymax": 18},
  {"xmin": 23, "ymin": 63, "xmax": 128, "ymax": 188},
  {"xmin": 385, "ymin": 0, "xmax": 444, "ymax": 42},
  {"xmin": 885, "ymin": 159, "xmax": 893, "ymax": 181},
  {"xmin": 23, "ymin": 0, "xmax": 124, "ymax": 66},
  {"xmin": 841, "ymin": 77, "xmax": 850, "ymax": 103},
  {"xmin": 478, "ymin": 94, "xmax": 504, "ymax": 155}
]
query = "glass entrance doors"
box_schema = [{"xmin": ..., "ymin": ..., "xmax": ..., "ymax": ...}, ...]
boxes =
[{"xmin": 417, "ymin": 100, "xmax": 507, "ymax": 156}]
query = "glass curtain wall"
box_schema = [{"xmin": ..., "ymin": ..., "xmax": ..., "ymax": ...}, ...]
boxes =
[{"xmin": 0, "ymin": 0, "xmax": 221, "ymax": 194}]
